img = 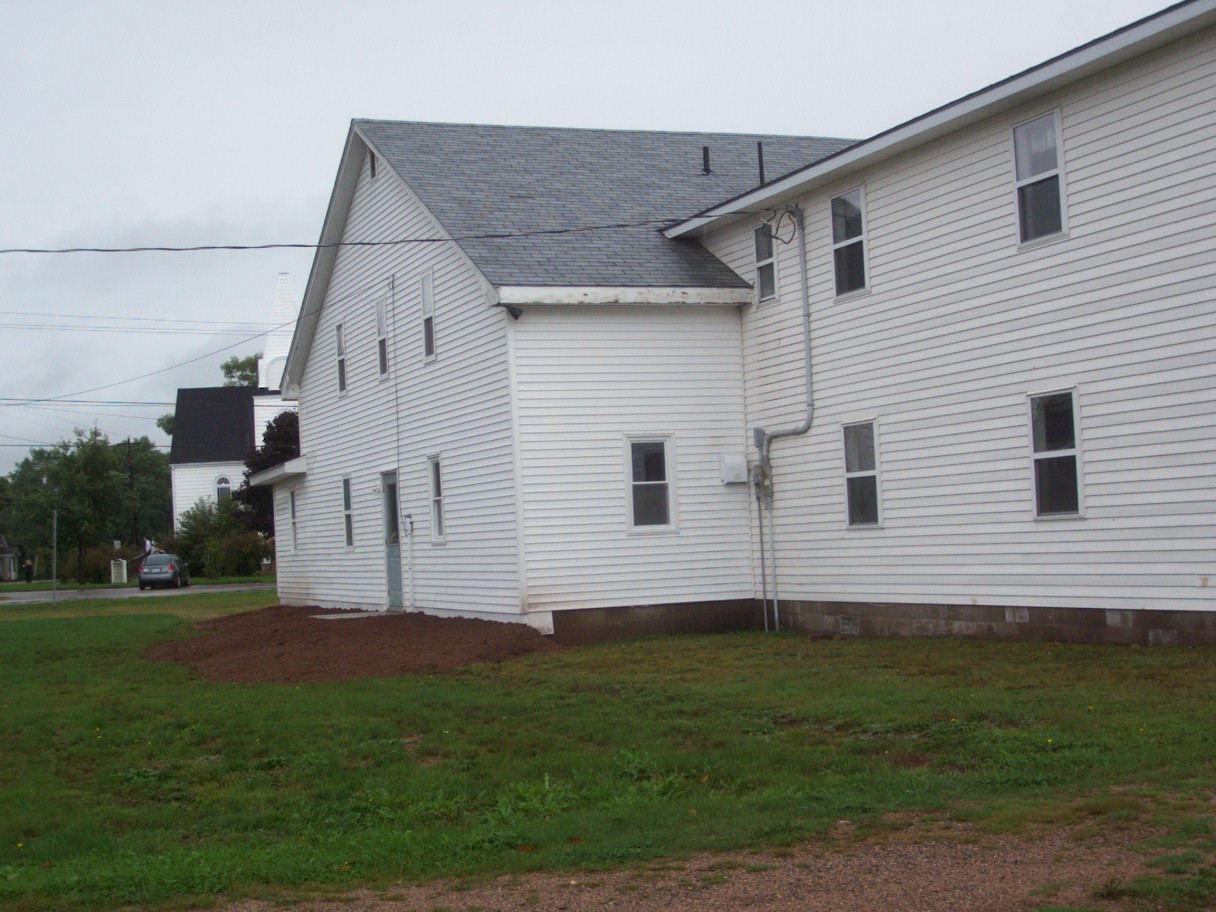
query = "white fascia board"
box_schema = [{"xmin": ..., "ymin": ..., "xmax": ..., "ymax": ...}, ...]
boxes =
[
  {"xmin": 666, "ymin": 0, "xmax": 1216, "ymax": 239},
  {"xmin": 282, "ymin": 127, "xmax": 365, "ymax": 399},
  {"xmin": 249, "ymin": 456, "xmax": 309, "ymax": 488},
  {"xmin": 495, "ymin": 286, "xmax": 752, "ymax": 305}
]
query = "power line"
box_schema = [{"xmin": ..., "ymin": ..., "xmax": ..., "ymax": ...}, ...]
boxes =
[{"xmin": 0, "ymin": 215, "xmax": 766, "ymax": 256}]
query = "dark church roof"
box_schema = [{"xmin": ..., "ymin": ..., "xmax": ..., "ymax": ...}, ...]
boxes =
[{"xmin": 169, "ymin": 387, "xmax": 256, "ymax": 465}]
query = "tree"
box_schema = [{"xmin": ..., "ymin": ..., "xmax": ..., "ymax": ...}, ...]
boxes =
[
  {"xmin": 6, "ymin": 430, "xmax": 172, "ymax": 580},
  {"xmin": 221, "ymin": 353, "xmax": 261, "ymax": 387},
  {"xmin": 156, "ymin": 413, "xmax": 174, "ymax": 437},
  {"xmin": 234, "ymin": 410, "xmax": 299, "ymax": 536}
]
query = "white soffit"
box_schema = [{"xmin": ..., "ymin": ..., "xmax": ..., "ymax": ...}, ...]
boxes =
[
  {"xmin": 250, "ymin": 456, "xmax": 309, "ymax": 488},
  {"xmin": 495, "ymin": 286, "xmax": 752, "ymax": 305}
]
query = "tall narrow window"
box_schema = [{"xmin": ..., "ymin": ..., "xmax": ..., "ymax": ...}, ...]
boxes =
[
  {"xmin": 831, "ymin": 188, "xmax": 867, "ymax": 295},
  {"xmin": 289, "ymin": 490, "xmax": 299, "ymax": 553},
  {"xmin": 335, "ymin": 323, "xmax": 347, "ymax": 393},
  {"xmin": 1030, "ymin": 391, "xmax": 1081, "ymax": 516},
  {"xmin": 341, "ymin": 477, "xmax": 354, "ymax": 547},
  {"xmin": 376, "ymin": 295, "xmax": 389, "ymax": 377},
  {"xmin": 421, "ymin": 273, "xmax": 435, "ymax": 359},
  {"xmin": 754, "ymin": 224, "xmax": 776, "ymax": 301},
  {"xmin": 369, "ymin": 151, "xmax": 377, "ymax": 179},
  {"xmin": 629, "ymin": 439, "xmax": 671, "ymax": 528},
  {"xmin": 428, "ymin": 456, "xmax": 445, "ymax": 540},
  {"xmin": 1014, "ymin": 112, "xmax": 1065, "ymax": 243},
  {"xmin": 843, "ymin": 421, "xmax": 880, "ymax": 526},
  {"xmin": 215, "ymin": 476, "xmax": 231, "ymax": 501}
]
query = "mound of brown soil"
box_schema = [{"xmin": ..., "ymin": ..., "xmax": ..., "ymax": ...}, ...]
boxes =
[{"xmin": 145, "ymin": 604, "xmax": 564, "ymax": 683}]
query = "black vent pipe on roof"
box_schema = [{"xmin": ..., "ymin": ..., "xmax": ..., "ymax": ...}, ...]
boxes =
[
  {"xmin": 702, "ymin": 145, "xmax": 711, "ymax": 175},
  {"xmin": 757, "ymin": 141, "xmax": 765, "ymax": 185}
]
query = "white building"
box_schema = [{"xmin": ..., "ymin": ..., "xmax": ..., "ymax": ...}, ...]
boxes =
[
  {"xmin": 258, "ymin": 1, "xmax": 1216, "ymax": 646},
  {"xmin": 169, "ymin": 274, "xmax": 298, "ymax": 530}
]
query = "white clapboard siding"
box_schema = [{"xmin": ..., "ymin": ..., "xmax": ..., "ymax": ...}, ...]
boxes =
[
  {"xmin": 170, "ymin": 462, "xmax": 244, "ymax": 532},
  {"xmin": 510, "ymin": 305, "xmax": 754, "ymax": 611},
  {"xmin": 702, "ymin": 25, "xmax": 1216, "ymax": 614},
  {"xmin": 277, "ymin": 146, "xmax": 521, "ymax": 614}
]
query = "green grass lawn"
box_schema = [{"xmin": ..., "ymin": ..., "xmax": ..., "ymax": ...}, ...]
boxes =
[{"xmin": 1, "ymin": 595, "xmax": 1214, "ymax": 910}]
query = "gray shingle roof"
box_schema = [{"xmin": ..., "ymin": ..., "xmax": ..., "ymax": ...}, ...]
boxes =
[{"xmin": 354, "ymin": 120, "xmax": 854, "ymax": 289}]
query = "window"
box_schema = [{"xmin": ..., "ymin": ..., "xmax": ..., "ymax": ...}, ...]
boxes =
[
  {"xmin": 754, "ymin": 224, "xmax": 776, "ymax": 301},
  {"xmin": 421, "ymin": 273, "xmax": 435, "ymax": 359},
  {"xmin": 369, "ymin": 151, "xmax": 377, "ymax": 179},
  {"xmin": 215, "ymin": 476, "xmax": 231, "ymax": 501},
  {"xmin": 831, "ymin": 188, "xmax": 867, "ymax": 296},
  {"xmin": 1014, "ymin": 112, "xmax": 1065, "ymax": 243},
  {"xmin": 1030, "ymin": 391, "xmax": 1081, "ymax": 516},
  {"xmin": 843, "ymin": 421, "xmax": 880, "ymax": 526},
  {"xmin": 289, "ymin": 490, "xmax": 299, "ymax": 553},
  {"xmin": 335, "ymin": 323, "xmax": 347, "ymax": 393},
  {"xmin": 341, "ymin": 477, "xmax": 354, "ymax": 547},
  {"xmin": 376, "ymin": 295, "xmax": 389, "ymax": 377},
  {"xmin": 428, "ymin": 456, "xmax": 445, "ymax": 540},
  {"xmin": 629, "ymin": 438, "xmax": 672, "ymax": 528}
]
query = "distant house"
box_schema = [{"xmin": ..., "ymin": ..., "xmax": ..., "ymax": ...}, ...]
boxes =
[
  {"xmin": 168, "ymin": 275, "xmax": 297, "ymax": 531},
  {"xmin": 0, "ymin": 535, "xmax": 18, "ymax": 582},
  {"xmin": 258, "ymin": 1, "xmax": 1216, "ymax": 646}
]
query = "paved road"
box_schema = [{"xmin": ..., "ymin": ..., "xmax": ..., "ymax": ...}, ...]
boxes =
[{"xmin": 0, "ymin": 583, "xmax": 277, "ymax": 606}]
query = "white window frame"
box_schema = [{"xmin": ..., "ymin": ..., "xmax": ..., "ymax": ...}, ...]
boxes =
[
  {"xmin": 215, "ymin": 475, "xmax": 231, "ymax": 502},
  {"xmin": 1028, "ymin": 389, "xmax": 1084, "ymax": 518},
  {"xmin": 341, "ymin": 477, "xmax": 354, "ymax": 548},
  {"xmin": 376, "ymin": 294, "xmax": 390, "ymax": 378},
  {"xmin": 754, "ymin": 223, "xmax": 777, "ymax": 302},
  {"xmin": 421, "ymin": 273, "xmax": 436, "ymax": 361},
  {"xmin": 427, "ymin": 455, "xmax": 445, "ymax": 543},
  {"xmin": 1013, "ymin": 110, "xmax": 1068, "ymax": 245},
  {"xmin": 335, "ymin": 323, "xmax": 347, "ymax": 394},
  {"xmin": 625, "ymin": 435, "xmax": 677, "ymax": 533},
  {"xmin": 842, "ymin": 420, "xmax": 881, "ymax": 528},
  {"xmin": 831, "ymin": 187, "xmax": 868, "ymax": 298},
  {"xmin": 289, "ymin": 489, "xmax": 299, "ymax": 553}
]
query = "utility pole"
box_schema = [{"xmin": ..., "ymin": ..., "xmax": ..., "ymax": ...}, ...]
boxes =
[
  {"xmin": 127, "ymin": 437, "xmax": 138, "ymax": 546},
  {"xmin": 51, "ymin": 507, "xmax": 58, "ymax": 607}
]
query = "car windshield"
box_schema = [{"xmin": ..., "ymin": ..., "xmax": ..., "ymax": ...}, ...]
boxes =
[{"xmin": 143, "ymin": 555, "xmax": 173, "ymax": 567}]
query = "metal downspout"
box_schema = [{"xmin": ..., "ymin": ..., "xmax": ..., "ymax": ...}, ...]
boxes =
[{"xmin": 754, "ymin": 205, "xmax": 815, "ymax": 632}]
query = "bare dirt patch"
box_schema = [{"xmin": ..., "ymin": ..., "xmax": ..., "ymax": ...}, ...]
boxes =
[
  {"xmin": 144, "ymin": 603, "xmax": 564, "ymax": 683},
  {"xmin": 218, "ymin": 823, "xmax": 1160, "ymax": 912}
]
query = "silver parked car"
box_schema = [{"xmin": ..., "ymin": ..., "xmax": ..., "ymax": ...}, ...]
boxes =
[{"xmin": 138, "ymin": 553, "xmax": 190, "ymax": 590}]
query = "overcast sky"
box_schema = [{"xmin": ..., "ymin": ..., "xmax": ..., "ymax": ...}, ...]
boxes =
[{"xmin": 0, "ymin": 0, "xmax": 1173, "ymax": 473}]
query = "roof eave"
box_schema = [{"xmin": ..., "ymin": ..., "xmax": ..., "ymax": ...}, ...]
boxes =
[
  {"xmin": 666, "ymin": 0, "xmax": 1216, "ymax": 239},
  {"xmin": 495, "ymin": 285, "xmax": 752, "ymax": 306},
  {"xmin": 282, "ymin": 126, "xmax": 366, "ymax": 399},
  {"xmin": 249, "ymin": 455, "xmax": 309, "ymax": 487}
]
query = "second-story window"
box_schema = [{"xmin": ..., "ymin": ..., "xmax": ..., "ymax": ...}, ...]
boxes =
[
  {"xmin": 376, "ymin": 295, "xmax": 389, "ymax": 377},
  {"xmin": 335, "ymin": 323, "xmax": 347, "ymax": 393},
  {"xmin": 1014, "ymin": 112, "xmax": 1065, "ymax": 243},
  {"xmin": 215, "ymin": 476, "xmax": 231, "ymax": 501},
  {"xmin": 421, "ymin": 273, "xmax": 436, "ymax": 359},
  {"xmin": 754, "ymin": 224, "xmax": 776, "ymax": 301},
  {"xmin": 831, "ymin": 188, "xmax": 867, "ymax": 296}
]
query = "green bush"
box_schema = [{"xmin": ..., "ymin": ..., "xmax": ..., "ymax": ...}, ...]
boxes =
[
  {"xmin": 212, "ymin": 530, "xmax": 270, "ymax": 577},
  {"xmin": 173, "ymin": 498, "xmax": 269, "ymax": 578}
]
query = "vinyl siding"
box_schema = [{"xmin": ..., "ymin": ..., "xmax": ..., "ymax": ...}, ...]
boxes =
[
  {"xmin": 170, "ymin": 462, "xmax": 243, "ymax": 532},
  {"xmin": 511, "ymin": 305, "xmax": 754, "ymax": 611},
  {"xmin": 275, "ymin": 148, "xmax": 520, "ymax": 614},
  {"xmin": 704, "ymin": 25, "xmax": 1216, "ymax": 613}
]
